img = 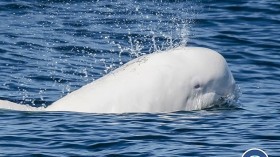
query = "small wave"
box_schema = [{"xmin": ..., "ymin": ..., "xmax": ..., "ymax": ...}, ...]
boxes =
[
  {"xmin": 206, "ymin": 84, "xmax": 242, "ymax": 111},
  {"xmin": 52, "ymin": 45, "xmax": 100, "ymax": 55},
  {"xmin": 0, "ymin": 3, "xmax": 32, "ymax": 11}
]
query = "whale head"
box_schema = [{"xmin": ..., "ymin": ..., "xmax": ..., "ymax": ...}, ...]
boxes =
[{"xmin": 178, "ymin": 47, "xmax": 236, "ymax": 110}]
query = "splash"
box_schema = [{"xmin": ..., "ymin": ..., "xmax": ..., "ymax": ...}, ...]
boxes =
[
  {"xmin": 3, "ymin": 0, "xmax": 199, "ymax": 105},
  {"xmin": 209, "ymin": 84, "xmax": 242, "ymax": 110},
  {"xmin": 104, "ymin": 0, "xmax": 197, "ymax": 73}
]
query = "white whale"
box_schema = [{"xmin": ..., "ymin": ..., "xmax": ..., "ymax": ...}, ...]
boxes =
[{"xmin": 0, "ymin": 47, "xmax": 236, "ymax": 113}]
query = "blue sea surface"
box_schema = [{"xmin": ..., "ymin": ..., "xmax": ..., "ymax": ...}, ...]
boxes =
[{"xmin": 0, "ymin": 0, "xmax": 279, "ymax": 156}]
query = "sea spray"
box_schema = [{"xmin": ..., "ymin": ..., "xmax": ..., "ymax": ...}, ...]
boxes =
[{"xmin": 3, "ymin": 0, "xmax": 198, "ymax": 106}]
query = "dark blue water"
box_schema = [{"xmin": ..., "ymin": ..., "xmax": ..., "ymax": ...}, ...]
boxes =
[{"xmin": 0, "ymin": 0, "xmax": 279, "ymax": 156}]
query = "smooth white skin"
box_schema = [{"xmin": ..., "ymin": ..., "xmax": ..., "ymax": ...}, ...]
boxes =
[{"xmin": 0, "ymin": 47, "xmax": 236, "ymax": 113}]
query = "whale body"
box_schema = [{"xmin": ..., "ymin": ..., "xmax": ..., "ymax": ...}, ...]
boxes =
[{"xmin": 0, "ymin": 47, "xmax": 236, "ymax": 113}]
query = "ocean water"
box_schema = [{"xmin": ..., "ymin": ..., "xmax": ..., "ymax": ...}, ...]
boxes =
[{"xmin": 0, "ymin": 0, "xmax": 279, "ymax": 156}]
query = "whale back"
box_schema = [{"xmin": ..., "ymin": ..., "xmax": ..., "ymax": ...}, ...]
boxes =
[{"xmin": 0, "ymin": 100, "xmax": 44, "ymax": 111}]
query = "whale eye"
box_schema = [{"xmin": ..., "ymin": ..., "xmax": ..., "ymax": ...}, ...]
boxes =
[
  {"xmin": 194, "ymin": 84, "xmax": 200, "ymax": 89},
  {"xmin": 192, "ymin": 78, "xmax": 202, "ymax": 90}
]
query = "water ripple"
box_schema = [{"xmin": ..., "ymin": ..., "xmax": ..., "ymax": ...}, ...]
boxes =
[{"xmin": 0, "ymin": 0, "xmax": 279, "ymax": 156}]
